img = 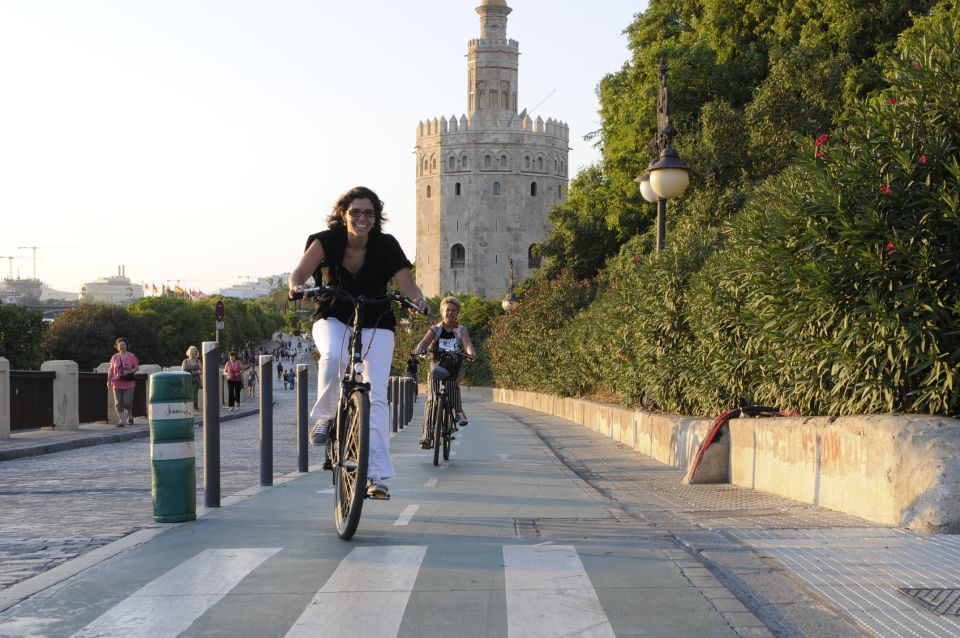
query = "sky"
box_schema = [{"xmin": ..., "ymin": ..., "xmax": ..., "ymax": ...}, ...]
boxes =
[{"xmin": 0, "ymin": 0, "xmax": 645, "ymax": 296}]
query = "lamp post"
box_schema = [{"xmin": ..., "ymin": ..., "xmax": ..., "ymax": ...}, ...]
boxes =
[
  {"xmin": 634, "ymin": 58, "xmax": 690, "ymax": 253},
  {"xmin": 502, "ymin": 258, "xmax": 519, "ymax": 312}
]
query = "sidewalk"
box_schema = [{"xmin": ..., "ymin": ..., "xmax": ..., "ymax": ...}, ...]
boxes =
[{"xmin": 0, "ymin": 408, "xmax": 258, "ymax": 462}]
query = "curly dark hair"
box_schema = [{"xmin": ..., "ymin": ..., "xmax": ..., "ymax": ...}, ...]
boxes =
[{"xmin": 326, "ymin": 186, "xmax": 386, "ymax": 233}]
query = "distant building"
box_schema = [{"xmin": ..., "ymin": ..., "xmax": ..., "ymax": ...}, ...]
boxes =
[
  {"xmin": 79, "ymin": 266, "xmax": 143, "ymax": 306},
  {"xmin": 415, "ymin": 0, "xmax": 569, "ymax": 298},
  {"xmin": 216, "ymin": 275, "xmax": 287, "ymax": 300}
]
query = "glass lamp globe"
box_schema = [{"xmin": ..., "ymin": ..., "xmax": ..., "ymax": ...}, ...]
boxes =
[
  {"xmin": 635, "ymin": 172, "xmax": 659, "ymax": 203},
  {"xmin": 648, "ymin": 147, "xmax": 690, "ymax": 199}
]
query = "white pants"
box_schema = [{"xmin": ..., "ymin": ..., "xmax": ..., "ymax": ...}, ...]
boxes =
[{"xmin": 311, "ymin": 318, "xmax": 395, "ymax": 480}]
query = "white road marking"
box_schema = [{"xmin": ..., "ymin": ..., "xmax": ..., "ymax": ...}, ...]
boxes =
[
  {"xmin": 72, "ymin": 547, "xmax": 281, "ymax": 638},
  {"xmin": 424, "ymin": 478, "xmax": 439, "ymax": 488},
  {"xmin": 316, "ymin": 488, "xmax": 334, "ymax": 494},
  {"xmin": 503, "ymin": 545, "xmax": 615, "ymax": 638},
  {"xmin": 394, "ymin": 505, "xmax": 419, "ymax": 526},
  {"xmin": 498, "ymin": 454, "xmax": 510, "ymax": 461},
  {"xmin": 285, "ymin": 546, "xmax": 426, "ymax": 638}
]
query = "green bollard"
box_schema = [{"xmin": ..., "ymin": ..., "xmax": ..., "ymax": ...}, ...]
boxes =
[{"xmin": 148, "ymin": 371, "xmax": 196, "ymax": 523}]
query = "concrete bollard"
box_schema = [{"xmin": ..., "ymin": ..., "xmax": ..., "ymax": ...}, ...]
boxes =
[
  {"xmin": 0, "ymin": 357, "xmax": 9, "ymax": 440},
  {"xmin": 41, "ymin": 360, "xmax": 79, "ymax": 431},
  {"xmin": 148, "ymin": 371, "xmax": 196, "ymax": 523}
]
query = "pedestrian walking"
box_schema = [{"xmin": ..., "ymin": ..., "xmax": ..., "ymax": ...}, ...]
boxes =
[
  {"xmin": 181, "ymin": 345, "xmax": 202, "ymax": 410},
  {"xmin": 247, "ymin": 364, "xmax": 259, "ymax": 399},
  {"xmin": 224, "ymin": 351, "xmax": 244, "ymax": 411},
  {"xmin": 277, "ymin": 360, "xmax": 283, "ymax": 381},
  {"xmin": 108, "ymin": 337, "xmax": 139, "ymax": 427}
]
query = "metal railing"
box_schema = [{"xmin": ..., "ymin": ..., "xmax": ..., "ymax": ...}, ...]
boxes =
[{"xmin": 9, "ymin": 370, "xmax": 55, "ymax": 431}]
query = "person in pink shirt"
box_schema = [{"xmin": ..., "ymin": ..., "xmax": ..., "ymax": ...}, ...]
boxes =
[
  {"xmin": 223, "ymin": 351, "xmax": 244, "ymax": 411},
  {"xmin": 108, "ymin": 337, "xmax": 139, "ymax": 427}
]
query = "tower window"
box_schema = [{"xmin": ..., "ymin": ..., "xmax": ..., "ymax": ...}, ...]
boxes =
[
  {"xmin": 431, "ymin": 156, "xmax": 437, "ymax": 171},
  {"xmin": 462, "ymin": 155, "xmax": 469, "ymax": 169},
  {"xmin": 426, "ymin": 185, "xmax": 432, "ymax": 198},
  {"xmin": 455, "ymin": 182, "xmax": 462, "ymax": 196},
  {"xmin": 530, "ymin": 182, "xmax": 538, "ymax": 196},
  {"xmin": 528, "ymin": 244, "xmax": 542, "ymax": 268},
  {"xmin": 449, "ymin": 156, "xmax": 455, "ymax": 170},
  {"xmin": 492, "ymin": 182, "xmax": 501, "ymax": 196},
  {"xmin": 538, "ymin": 156, "xmax": 544, "ymax": 171},
  {"xmin": 524, "ymin": 155, "xmax": 531, "ymax": 169},
  {"xmin": 500, "ymin": 154, "xmax": 508, "ymax": 169},
  {"xmin": 451, "ymin": 244, "xmax": 465, "ymax": 268},
  {"xmin": 485, "ymin": 155, "xmax": 492, "ymax": 168}
]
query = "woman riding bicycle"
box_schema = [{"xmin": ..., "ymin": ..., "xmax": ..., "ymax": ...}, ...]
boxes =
[
  {"xmin": 289, "ymin": 186, "xmax": 427, "ymax": 499},
  {"xmin": 413, "ymin": 295, "xmax": 477, "ymax": 449}
]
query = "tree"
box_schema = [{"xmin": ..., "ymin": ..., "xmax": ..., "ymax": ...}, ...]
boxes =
[
  {"xmin": 0, "ymin": 304, "xmax": 46, "ymax": 369},
  {"xmin": 44, "ymin": 304, "xmax": 161, "ymax": 370},
  {"xmin": 128, "ymin": 296, "xmax": 211, "ymax": 366}
]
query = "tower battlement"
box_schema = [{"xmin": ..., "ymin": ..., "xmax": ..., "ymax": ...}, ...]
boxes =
[
  {"xmin": 467, "ymin": 37, "xmax": 519, "ymax": 49},
  {"xmin": 416, "ymin": 112, "xmax": 569, "ymax": 140}
]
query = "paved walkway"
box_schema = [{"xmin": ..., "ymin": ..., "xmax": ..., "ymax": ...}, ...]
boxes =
[{"xmin": 2, "ymin": 360, "xmax": 960, "ymax": 635}]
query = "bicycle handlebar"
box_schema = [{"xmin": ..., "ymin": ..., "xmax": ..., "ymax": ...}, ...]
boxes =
[{"xmin": 290, "ymin": 285, "xmax": 427, "ymax": 314}]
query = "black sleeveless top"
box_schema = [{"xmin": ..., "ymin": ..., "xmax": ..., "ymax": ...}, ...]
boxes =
[{"xmin": 304, "ymin": 227, "xmax": 412, "ymax": 331}]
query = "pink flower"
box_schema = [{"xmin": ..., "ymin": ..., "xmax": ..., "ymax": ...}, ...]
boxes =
[
  {"xmin": 885, "ymin": 241, "xmax": 896, "ymax": 256},
  {"xmin": 815, "ymin": 149, "xmax": 824, "ymax": 158},
  {"xmin": 814, "ymin": 134, "xmax": 828, "ymax": 147},
  {"xmin": 631, "ymin": 255, "xmax": 640, "ymax": 264},
  {"xmin": 913, "ymin": 63, "xmax": 921, "ymax": 69},
  {"xmin": 888, "ymin": 97, "xmax": 897, "ymax": 105},
  {"xmin": 880, "ymin": 184, "xmax": 893, "ymax": 195},
  {"xmin": 920, "ymin": 155, "xmax": 928, "ymax": 165}
]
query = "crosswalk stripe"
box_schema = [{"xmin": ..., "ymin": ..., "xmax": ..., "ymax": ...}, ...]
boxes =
[
  {"xmin": 503, "ymin": 544, "xmax": 615, "ymax": 638},
  {"xmin": 394, "ymin": 504, "xmax": 419, "ymax": 526},
  {"xmin": 71, "ymin": 547, "xmax": 281, "ymax": 638},
  {"xmin": 285, "ymin": 546, "xmax": 426, "ymax": 638}
]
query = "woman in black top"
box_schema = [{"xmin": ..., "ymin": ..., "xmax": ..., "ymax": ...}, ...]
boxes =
[{"xmin": 289, "ymin": 186, "xmax": 427, "ymax": 499}]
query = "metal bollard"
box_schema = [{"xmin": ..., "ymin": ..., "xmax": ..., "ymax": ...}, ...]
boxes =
[
  {"xmin": 149, "ymin": 371, "xmax": 196, "ymax": 522},
  {"xmin": 202, "ymin": 341, "xmax": 220, "ymax": 508},
  {"xmin": 259, "ymin": 355, "xmax": 273, "ymax": 486},
  {"xmin": 389, "ymin": 376, "xmax": 399, "ymax": 433},
  {"xmin": 397, "ymin": 377, "xmax": 408, "ymax": 429},
  {"xmin": 296, "ymin": 363, "xmax": 308, "ymax": 472},
  {"xmin": 403, "ymin": 377, "xmax": 415, "ymax": 425}
]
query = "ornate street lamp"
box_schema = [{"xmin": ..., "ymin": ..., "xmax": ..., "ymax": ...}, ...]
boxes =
[
  {"xmin": 502, "ymin": 258, "xmax": 519, "ymax": 312},
  {"xmin": 634, "ymin": 58, "xmax": 690, "ymax": 253}
]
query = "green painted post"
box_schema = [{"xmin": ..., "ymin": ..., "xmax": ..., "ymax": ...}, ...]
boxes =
[{"xmin": 148, "ymin": 371, "xmax": 196, "ymax": 523}]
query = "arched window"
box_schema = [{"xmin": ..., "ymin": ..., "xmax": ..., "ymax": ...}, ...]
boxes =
[
  {"xmin": 451, "ymin": 244, "xmax": 465, "ymax": 268},
  {"xmin": 492, "ymin": 182, "xmax": 501, "ymax": 196},
  {"xmin": 500, "ymin": 154, "xmax": 508, "ymax": 168},
  {"xmin": 555, "ymin": 158, "xmax": 560, "ymax": 172},
  {"xmin": 560, "ymin": 160, "xmax": 565, "ymax": 173},
  {"xmin": 484, "ymin": 155, "xmax": 492, "ymax": 168},
  {"xmin": 528, "ymin": 244, "xmax": 542, "ymax": 268},
  {"xmin": 421, "ymin": 157, "xmax": 428, "ymax": 174},
  {"xmin": 537, "ymin": 156, "xmax": 544, "ymax": 170},
  {"xmin": 524, "ymin": 155, "xmax": 531, "ymax": 169},
  {"xmin": 448, "ymin": 156, "xmax": 456, "ymax": 170},
  {"xmin": 431, "ymin": 156, "xmax": 437, "ymax": 171},
  {"xmin": 426, "ymin": 185, "xmax": 432, "ymax": 198},
  {"xmin": 530, "ymin": 182, "xmax": 538, "ymax": 196},
  {"xmin": 462, "ymin": 155, "xmax": 469, "ymax": 170},
  {"xmin": 455, "ymin": 182, "xmax": 462, "ymax": 196}
]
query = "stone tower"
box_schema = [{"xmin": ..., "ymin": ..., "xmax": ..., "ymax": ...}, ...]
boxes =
[{"xmin": 415, "ymin": 0, "xmax": 569, "ymax": 299}]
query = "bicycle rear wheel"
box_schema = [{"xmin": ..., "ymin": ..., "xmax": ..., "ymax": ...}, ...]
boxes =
[
  {"xmin": 334, "ymin": 390, "xmax": 369, "ymax": 540},
  {"xmin": 432, "ymin": 399, "xmax": 442, "ymax": 466}
]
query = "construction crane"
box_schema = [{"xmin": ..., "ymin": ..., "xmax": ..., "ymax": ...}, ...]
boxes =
[
  {"xmin": 17, "ymin": 246, "xmax": 39, "ymax": 280},
  {"xmin": 0, "ymin": 256, "xmax": 15, "ymax": 279}
]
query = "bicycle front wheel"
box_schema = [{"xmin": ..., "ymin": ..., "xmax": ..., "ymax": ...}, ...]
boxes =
[
  {"xmin": 432, "ymin": 399, "xmax": 443, "ymax": 467},
  {"xmin": 442, "ymin": 407, "xmax": 452, "ymax": 461},
  {"xmin": 334, "ymin": 390, "xmax": 369, "ymax": 540}
]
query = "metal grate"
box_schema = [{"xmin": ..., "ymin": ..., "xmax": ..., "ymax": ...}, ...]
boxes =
[{"xmin": 898, "ymin": 588, "xmax": 960, "ymax": 616}]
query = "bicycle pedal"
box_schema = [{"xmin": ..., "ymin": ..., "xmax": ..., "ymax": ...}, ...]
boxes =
[
  {"xmin": 322, "ymin": 459, "xmax": 332, "ymax": 471},
  {"xmin": 366, "ymin": 492, "xmax": 390, "ymax": 500}
]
